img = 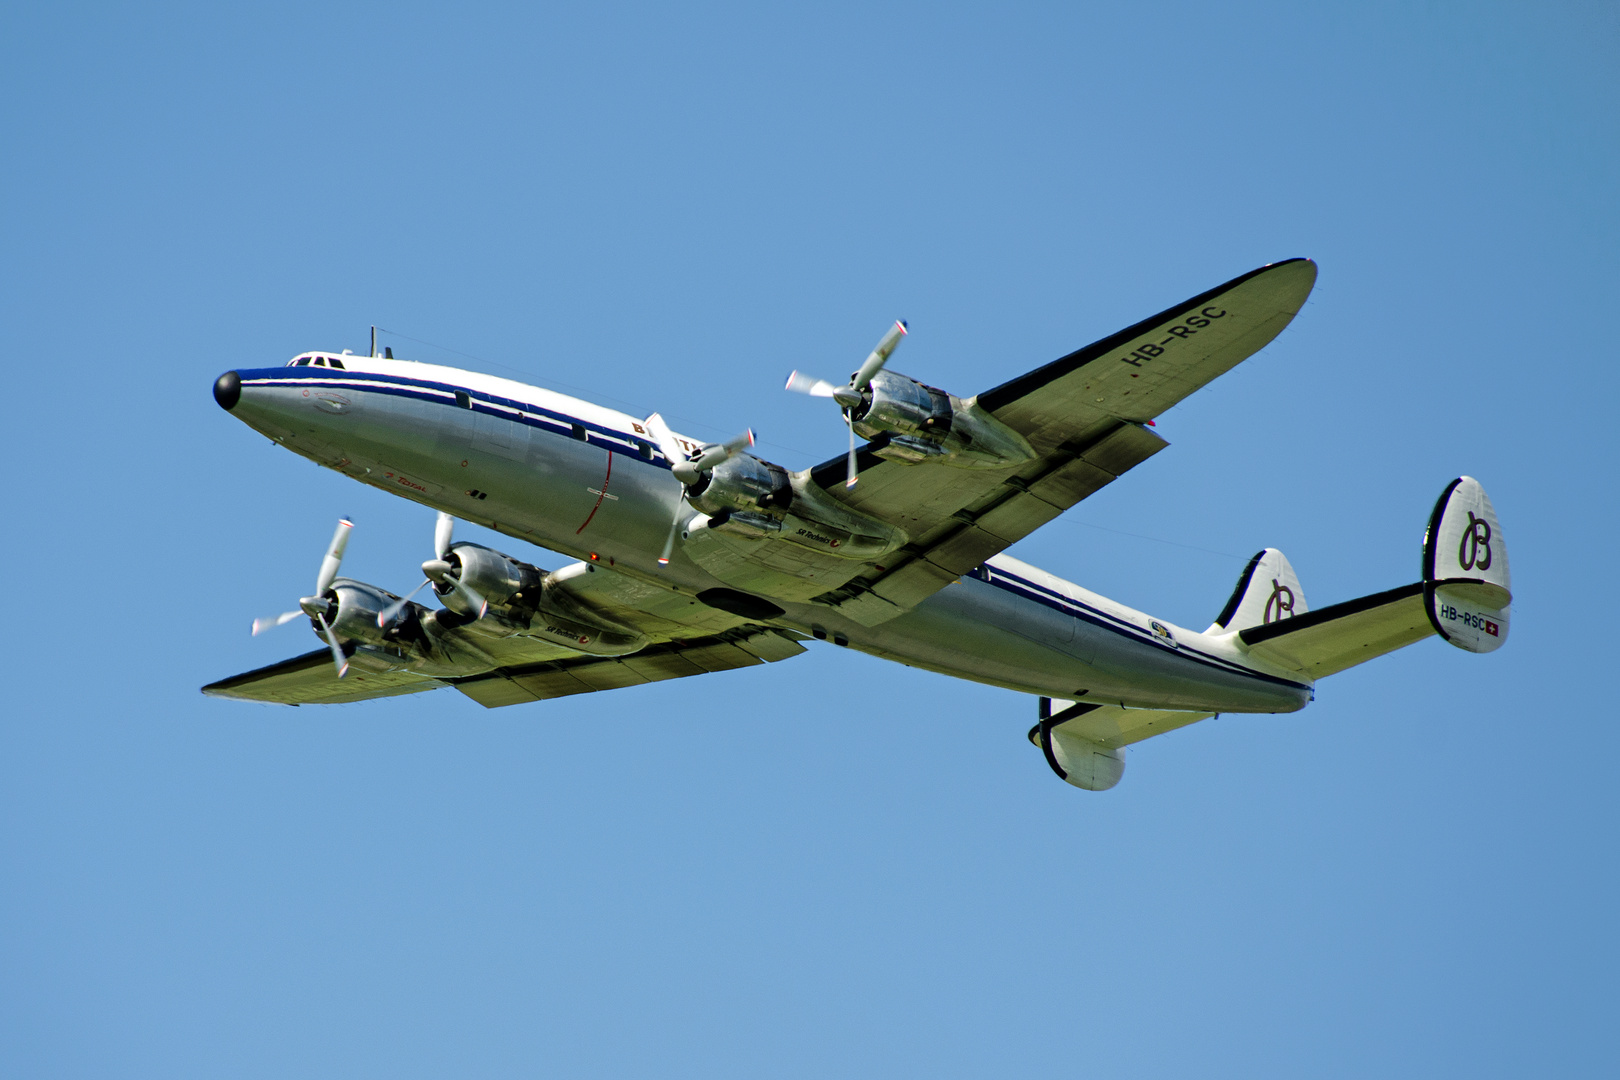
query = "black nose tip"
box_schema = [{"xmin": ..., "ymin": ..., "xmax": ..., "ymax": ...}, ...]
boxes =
[{"xmin": 213, "ymin": 371, "xmax": 241, "ymax": 410}]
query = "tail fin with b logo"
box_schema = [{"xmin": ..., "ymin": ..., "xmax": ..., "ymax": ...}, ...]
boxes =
[
  {"xmin": 1423, "ymin": 476, "xmax": 1511, "ymax": 653},
  {"xmin": 1207, "ymin": 547, "xmax": 1308, "ymax": 634}
]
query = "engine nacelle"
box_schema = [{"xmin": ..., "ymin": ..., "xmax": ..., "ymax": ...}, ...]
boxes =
[
  {"xmin": 326, "ymin": 581, "xmax": 393, "ymax": 643},
  {"xmin": 851, "ymin": 370, "xmax": 1035, "ymax": 470},
  {"xmin": 852, "ymin": 369, "xmax": 951, "ymax": 439},
  {"xmin": 687, "ymin": 454, "xmax": 792, "ymax": 517},
  {"xmin": 437, "ymin": 542, "xmax": 544, "ymax": 611}
]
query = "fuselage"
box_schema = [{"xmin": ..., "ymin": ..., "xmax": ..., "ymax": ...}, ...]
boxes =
[{"xmin": 214, "ymin": 352, "xmax": 1311, "ymax": 714}]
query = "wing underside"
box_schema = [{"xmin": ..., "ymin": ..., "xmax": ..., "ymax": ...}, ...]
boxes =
[
  {"xmin": 205, "ymin": 627, "xmax": 807, "ymax": 708},
  {"xmin": 202, "ymin": 648, "xmax": 446, "ymax": 705},
  {"xmin": 448, "ymin": 627, "xmax": 806, "ymax": 707}
]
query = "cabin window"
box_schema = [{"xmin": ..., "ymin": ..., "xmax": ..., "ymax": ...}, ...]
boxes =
[
  {"xmin": 570, "ymin": 423, "xmax": 586, "ymax": 441},
  {"xmin": 635, "ymin": 440, "xmax": 653, "ymax": 459},
  {"xmin": 455, "ymin": 391, "xmax": 471, "ymax": 409}
]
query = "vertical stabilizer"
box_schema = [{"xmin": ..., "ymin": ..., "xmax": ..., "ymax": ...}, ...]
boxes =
[
  {"xmin": 1423, "ymin": 477, "xmax": 1511, "ymax": 653},
  {"xmin": 1208, "ymin": 548, "xmax": 1307, "ymax": 634}
]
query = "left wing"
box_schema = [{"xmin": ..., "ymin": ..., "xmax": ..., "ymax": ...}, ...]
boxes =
[
  {"xmin": 808, "ymin": 260, "xmax": 1317, "ymax": 625},
  {"xmin": 204, "ymin": 625, "xmax": 806, "ymax": 708},
  {"xmin": 202, "ymin": 648, "xmax": 446, "ymax": 705},
  {"xmin": 447, "ymin": 626, "xmax": 806, "ymax": 707}
]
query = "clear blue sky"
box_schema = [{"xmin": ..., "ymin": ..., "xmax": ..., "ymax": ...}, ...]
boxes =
[{"xmin": 4, "ymin": 3, "xmax": 1616, "ymax": 1076}]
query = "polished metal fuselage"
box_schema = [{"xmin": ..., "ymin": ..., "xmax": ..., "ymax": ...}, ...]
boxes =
[{"xmin": 224, "ymin": 357, "xmax": 1310, "ymax": 714}]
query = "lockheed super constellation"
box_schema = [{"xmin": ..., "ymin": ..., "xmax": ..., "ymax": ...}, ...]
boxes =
[{"xmin": 205, "ymin": 260, "xmax": 1511, "ymax": 791}]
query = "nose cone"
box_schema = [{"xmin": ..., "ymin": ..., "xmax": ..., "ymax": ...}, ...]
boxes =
[{"xmin": 213, "ymin": 371, "xmax": 241, "ymax": 410}]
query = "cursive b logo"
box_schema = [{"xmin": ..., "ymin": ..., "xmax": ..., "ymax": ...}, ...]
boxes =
[
  {"xmin": 1459, "ymin": 511, "xmax": 1493, "ymax": 572},
  {"xmin": 1263, "ymin": 578, "xmax": 1295, "ymax": 624}
]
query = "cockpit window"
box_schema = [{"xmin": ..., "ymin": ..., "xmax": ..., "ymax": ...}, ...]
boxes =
[
  {"xmin": 326, "ymin": 357, "xmax": 345, "ymax": 370},
  {"xmin": 312, "ymin": 357, "xmax": 327, "ymax": 367},
  {"xmin": 295, "ymin": 357, "xmax": 311, "ymax": 366}
]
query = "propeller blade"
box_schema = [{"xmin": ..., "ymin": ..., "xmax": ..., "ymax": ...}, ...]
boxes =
[
  {"xmin": 422, "ymin": 559, "xmax": 489, "ymax": 619},
  {"xmin": 643, "ymin": 412, "xmax": 686, "ymax": 465},
  {"xmin": 686, "ymin": 429, "xmax": 754, "ymax": 473},
  {"xmin": 450, "ymin": 576, "xmax": 489, "ymax": 619},
  {"xmin": 251, "ymin": 610, "xmax": 303, "ymax": 636},
  {"xmin": 845, "ymin": 414, "xmax": 858, "ymax": 488},
  {"xmin": 377, "ymin": 579, "xmax": 431, "ymax": 628},
  {"xmin": 785, "ymin": 371, "xmax": 838, "ymax": 397},
  {"xmin": 434, "ymin": 512, "xmax": 455, "ymax": 560},
  {"xmin": 850, "ymin": 319, "xmax": 907, "ymax": 391},
  {"xmin": 314, "ymin": 518, "xmax": 355, "ymax": 595},
  {"xmin": 316, "ymin": 611, "xmax": 349, "ymax": 679},
  {"xmin": 658, "ymin": 503, "xmax": 682, "ymax": 566}
]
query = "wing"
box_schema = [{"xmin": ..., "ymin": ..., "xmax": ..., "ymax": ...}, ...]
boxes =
[
  {"xmin": 811, "ymin": 259, "xmax": 1318, "ymax": 625},
  {"xmin": 202, "ymin": 648, "xmax": 446, "ymax": 705},
  {"xmin": 447, "ymin": 626, "xmax": 806, "ymax": 707},
  {"xmin": 1239, "ymin": 583, "xmax": 1432, "ymax": 679}
]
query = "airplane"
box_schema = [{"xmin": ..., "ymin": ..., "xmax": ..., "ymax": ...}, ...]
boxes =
[{"xmin": 202, "ymin": 259, "xmax": 1512, "ymax": 791}]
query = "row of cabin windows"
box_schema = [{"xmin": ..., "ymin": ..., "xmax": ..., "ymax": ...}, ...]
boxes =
[
  {"xmin": 286, "ymin": 354, "xmax": 346, "ymax": 369},
  {"xmin": 292, "ymin": 374, "xmax": 653, "ymax": 458}
]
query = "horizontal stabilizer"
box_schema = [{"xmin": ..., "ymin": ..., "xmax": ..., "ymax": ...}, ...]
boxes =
[
  {"xmin": 1240, "ymin": 582, "xmax": 1430, "ymax": 678},
  {"xmin": 1030, "ymin": 698, "xmax": 1215, "ymax": 790}
]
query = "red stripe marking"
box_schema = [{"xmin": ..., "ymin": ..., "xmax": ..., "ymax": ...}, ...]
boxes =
[{"xmin": 575, "ymin": 451, "xmax": 614, "ymax": 535}]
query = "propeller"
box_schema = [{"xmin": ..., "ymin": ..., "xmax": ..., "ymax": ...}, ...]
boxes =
[
  {"xmin": 785, "ymin": 319, "xmax": 906, "ymax": 488},
  {"xmin": 251, "ymin": 518, "xmax": 354, "ymax": 679},
  {"xmin": 377, "ymin": 511, "xmax": 488, "ymax": 627},
  {"xmin": 643, "ymin": 413, "xmax": 754, "ymax": 566}
]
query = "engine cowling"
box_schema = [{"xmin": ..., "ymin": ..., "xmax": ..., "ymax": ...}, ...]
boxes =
[
  {"xmin": 850, "ymin": 370, "xmax": 1035, "ymax": 470},
  {"xmin": 851, "ymin": 369, "xmax": 952, "ymax": 440},
  {"xmin": 325, "ymin": 581, "xmax": 393, "ymax": 642},
  {"xmin": 437, "ymin": 542, "xmax": 544, "ymax": 611},
  {"xmin": 687, "ymin": 454, "xmax": 791, "ymax": 517}
]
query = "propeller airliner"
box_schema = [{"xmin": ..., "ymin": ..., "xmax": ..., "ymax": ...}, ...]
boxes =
[{"xmin": 204, "ymin": 259, "xmax": 1512, "ymax": 791}]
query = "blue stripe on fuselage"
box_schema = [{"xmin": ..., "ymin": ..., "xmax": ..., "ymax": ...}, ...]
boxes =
[{"xmin": 237, "ymin": 367, "xmax": 674, "ymax": 467}]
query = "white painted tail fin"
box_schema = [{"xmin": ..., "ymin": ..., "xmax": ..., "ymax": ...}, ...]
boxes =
[
  {"xmin": 1423, "ymin": 476, "xmax": 1511, "ymax": 653},
  {"xmin": 1207, "ymin": 548, "xmax": 1307, "ymax": 634}
]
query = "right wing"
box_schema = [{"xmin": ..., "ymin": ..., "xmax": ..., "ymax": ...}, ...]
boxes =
[{"xmin": 807, "ymin": 259, "xmax": 1318, "ymax": 624}]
